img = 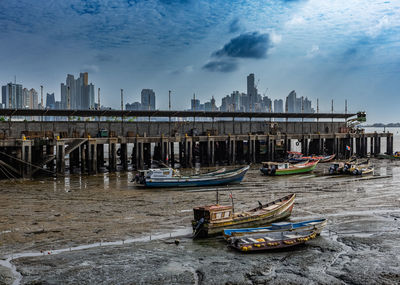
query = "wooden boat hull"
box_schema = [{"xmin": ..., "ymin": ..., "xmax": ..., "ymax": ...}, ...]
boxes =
[
  {"xmin": 260, "ymin": 161, "xmax": 318, "ymax": 176},
  {"xmin": 193, "ymin": 194, "xmax": 296, "ymax": 237},
  {"xmin": 228, "ymin": 230, "xmax": 317, "ymax": 252},
  {"xmin": 144, "ymin": 166, "xmax": 249, "ymax": 188},
  {"xmin": 223, "ymin": 218, "xmax": 327, "ymax": 238},
  {"xmin": 289, "ymin": 154, "xmax": 335, "ymax": 163},
  {"xmin": 376, "ymin": 154, "xmax": 400, "ymax": 160}
]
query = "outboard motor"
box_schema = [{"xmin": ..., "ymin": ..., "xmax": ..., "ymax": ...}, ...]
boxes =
[
  {"xmin": 193, "ymin": 217, "xmax": 205, "ymax": 238},
  {"xmin": 271, "ymin": 165, "xmax": 276, "ymax": 175}
]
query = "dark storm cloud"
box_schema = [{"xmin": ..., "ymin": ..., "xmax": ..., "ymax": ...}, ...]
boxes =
[
  {"xmin": 202, "ymin": 60, "xmax": 238, "ymax": 72},
  {"xmin": 229, "ymin": 18, "xmax": 241, "ymax": 33},
  {"xmin": 213, "ymin": 32, "xmax": 271, "ymax": 59},
  {"xmin": 71, "ymin": 0, "xmax": 101, "ymax": 15},
  {"xmin": 159, "ymin": 0, "xmax": 190, "ymax": 4}
]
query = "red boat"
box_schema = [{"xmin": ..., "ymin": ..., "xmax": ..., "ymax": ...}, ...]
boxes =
[{"xmin": 288, "ymin": 152, "xmax": 335, "ymax": 163}]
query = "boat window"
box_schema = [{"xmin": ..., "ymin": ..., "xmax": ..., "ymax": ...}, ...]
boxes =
[
  {"xmin": 224, "ymin": 211, "xmax": 231, "ymax": 218},
  {"xmin": 215, "ymin": 212, "xmax": 223, "ymax": 219}
]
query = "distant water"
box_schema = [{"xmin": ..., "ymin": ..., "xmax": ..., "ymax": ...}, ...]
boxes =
[{"xmin": 363, "ymin": 127, "xmax": 400, "ymax": 152}]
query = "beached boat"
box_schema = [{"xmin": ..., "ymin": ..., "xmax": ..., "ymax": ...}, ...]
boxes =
[
  {"xmin": 349, "ymin": 162, "xmax": 374, "ymax": 175},
  {"xmin": 227, "ymin": 229, "xmax": 318, "ymax": 252},
  {"xmin": 377, "ymin": 152, "xmax": 400, "ymax": 160},
  {"xmin": 192, "ymin": 194, "xmax": 296, "ymax": 238},
  {"xmin": 329, "ymin": 159, "xmax": 373, "ymax": 175},
  {"xmin": 134, "ymin": 165, "xmax": 249, "ymax": 188},
  {"xmin": 328, "ymin": 157, "xmax": 360, "ymax": 175},
  {"xmin": 223, "ymin": 218, "xmax": 327, "ymax": 238},
  {"xmin": 260, "ymin": 160, "xmax": 318, "ymax": 176},
  {"xmin": 288, "ymin": 151, "xmax": 335, "ymax": 163}
]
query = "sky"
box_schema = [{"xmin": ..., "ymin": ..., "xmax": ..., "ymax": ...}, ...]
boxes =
[{"xmin": 0, "ymin": 0, "xmax": 399, "ymax": 122}]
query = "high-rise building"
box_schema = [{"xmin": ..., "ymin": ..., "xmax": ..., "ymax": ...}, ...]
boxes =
[
  {"xmin": 247, "ymin": 73, "xmax": 257, "ymax": 111},
  {"xmin": 126, "ymin": 102, "xmax": 142, "ymax": 110},
  {"xmin": 2, "ymin": 83, "xmax": 22, "ymax": 108},
  {"xmin": 286, "ymin": 90, "xmax": 297, "ymax": 113},
  {"xmin": 141, "ymin": 89, "xmax": 156, "ymax": 110},
  {"xmin": 274, "ymin": 99, "xmax": 283, "ymax": 113},
  {"xmin": 191, "ymin": 99, "xmax": 200, "ymax": 111},
  {"xmin": 46, "ymin": 93, "xmax": 56, "ymax": 109},
  {"xmin": 60, "ymin": 72, "xmax": 95, "ymax": 110}
]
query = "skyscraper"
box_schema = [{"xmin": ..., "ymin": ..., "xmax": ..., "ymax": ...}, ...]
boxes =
[
  {"xmin": 141, "ymin": 89, "xmax": 156, "ymax": 110},
  {"xmin": 46, "ymin": 93, "xmax": 56, "ymax": 109},
  {"xmin": 274, "ymin": 99, "xmax": 283, "ymax": 113},
  {"xmin": 247, "ymin": 73, "xmax": 257, "ymax": 111},
  {"xmin": 2, "ymin": 83, "xmax": 22, "ymax": 108},
  {"xmin": 60, "ymin": 72, "xmax": 95, "ymax": 109}
]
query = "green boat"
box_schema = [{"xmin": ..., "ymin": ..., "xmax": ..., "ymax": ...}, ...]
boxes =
[
  {"xmin": 260, "ymin": 160, "xmax": 319, "ymax": 176},
  {"xmin": 376, "ymin": 152, "xmax": 400, "ymax": 159}
]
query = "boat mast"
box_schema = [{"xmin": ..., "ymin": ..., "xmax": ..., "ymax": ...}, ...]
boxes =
[{"xmin": 230, "ymin": 191, "xmax": 234, "ymax": 215}]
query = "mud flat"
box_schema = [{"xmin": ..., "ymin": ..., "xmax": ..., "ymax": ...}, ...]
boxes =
[{"xmin": 1, "ymin": 160, "xmax": 400, "ymax": 284}]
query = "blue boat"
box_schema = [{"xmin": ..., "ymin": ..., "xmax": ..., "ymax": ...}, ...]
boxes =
[
  {"xmin": 223, "ymin": 218, "xmax": 327, "ymax": 238},
  {"xmin": 134, "ymin": 165, "xmax": 250, "ymax": 188}
]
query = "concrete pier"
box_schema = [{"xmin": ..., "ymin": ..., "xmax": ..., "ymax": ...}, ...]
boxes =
[{"xmin": 0, "ymin": 113, "xmax": 393, "ymax": 179}]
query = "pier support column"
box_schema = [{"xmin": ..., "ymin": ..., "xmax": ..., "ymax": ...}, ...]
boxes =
[
  {"xmin": 374, "ymin": 135, "xmax": 381, "ymax": 155},
  {"xmin": 269, "ymin": 138, "xmax": 275, "ymax": 162},
  {"xmin": 370, "ymin": 137, "xmax": 374, "ymax": 156},
  {"xmin": 135, "ymin": 141, "xmax": 142, "ymax": 170},
  {"xmin": 88, "ymin": 139, "xmax": 97, "ymax": 174},
  {"xmin": 97, "ymin": 144, "xmax": 104, "ymax": 171},
  {"xmin": 120, "ymin": 143, "xmax": 128, "ymax": 170},
  {"xmin": 160, "ymin": 138, "xmax": 166, "ymax": 163},
  {"xmin": 46, "ymin": 144, "xmax": 55, "ymax": 172},
  {"xmin": 56, "ymin": 140, "xmax": 65, "ymax": 174},
  {"xmin": 285, "ymin": 136, "xmax": 291, "ymax": 153},
  {"xmin": 387, "ymin": 135, "xmax": 393, "ymax": 155},
  {"xmin": 248, "ymin": 136, "xmax": 256, "ymax": 163},
  {"xmin": 169, "ymin": 141, "xmax": 175, "ymax": 167},
  {"xmin": 21, "ymin": 140, "xmax": 32, "ymax": 178},
  {"xmin": 318, "ymin": 137, "xmax": 323, "ymax": 155},
  {"xmin": 179, "ymin": 142, "xmax": 184, "ymax": 168},
  {"xmin": 207, "ymin": 138, "xmax": 215, "ymax": 166},
  {"xmin": 350, "ymin": 137, "xmax": 354, "ymax": 156},
  {"xmin": 355, "ymin": 137, "xmax": 361, "ymax": 156},
  {"xmin": 80, "ymin": 143, "xmax": 86, "ymax": 173},
  {"xmin": 185, "ymin": 137, "xmax": 192, "ymax": 168},
  {"xmin": 228, "ymin": 137, "xmax": 236, "ymax": 165},
  {"xmin": 255, "ymin": 139, "xmax": 261, "ymax": 163},
  {"xmin": 109, "ymin": 138, "xmax": 117, "ymax": 172}
]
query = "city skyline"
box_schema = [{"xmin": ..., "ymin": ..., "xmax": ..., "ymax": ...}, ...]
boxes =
[
  {"xmin": 1, "ymin": 72, "xmax": 320, "ymax": 114},
  {"xmin": 0, "ymin": 1, "xmax": 399, "ymax": 122}
]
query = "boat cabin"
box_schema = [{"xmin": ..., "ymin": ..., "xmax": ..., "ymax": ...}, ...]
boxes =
[
  {"xmin": 135, "ymin": 168, "xmax": 176, "ymax": 184},
  {"xmin": 145, "ymin": 168, "xmax": 174, "ymax": 179},
  {"xmin": 262, "ymin": 162, "xmax": 290, "ymax": 170},
  {"xmin": 193, "ymin": 204, "xmax": 233, "ymax": 222}
]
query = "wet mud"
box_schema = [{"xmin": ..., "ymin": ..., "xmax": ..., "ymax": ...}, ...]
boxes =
[{"xmin": 1, "ymin": 160, "xmax": 400, "ymax": 284}]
